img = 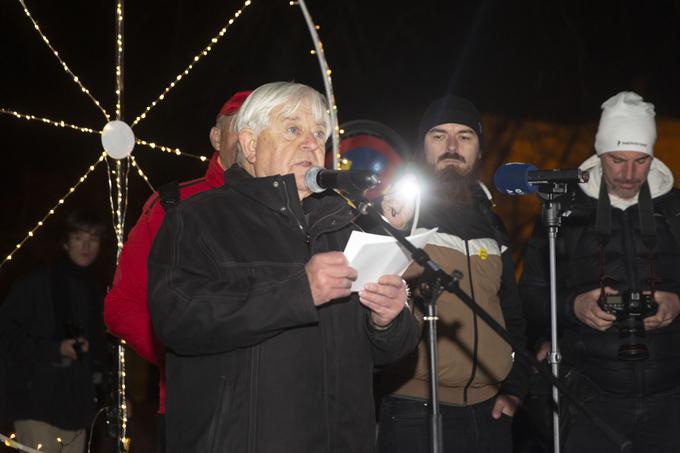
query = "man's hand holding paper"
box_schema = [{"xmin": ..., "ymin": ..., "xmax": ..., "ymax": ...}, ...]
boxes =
[
  {"xmin": 305, "ymin": 251, "xmax": 358, "ymax": 306},
  {"xmin": 343, "ymin": 228, "xmax": 438, "ymax": 292},
  {"xmin": 359, "ymin": 275, "xmax": 409, "ymax": 327}
]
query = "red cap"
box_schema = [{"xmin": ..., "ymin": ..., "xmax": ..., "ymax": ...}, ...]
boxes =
[{"xmin": 216, "ymin": 90, "xmax": 252, "ymax": 121}]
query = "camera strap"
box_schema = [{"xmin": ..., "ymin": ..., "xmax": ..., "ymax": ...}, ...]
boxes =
[
  {"xmin": 638, "ymin": 183, "xmax": 658, "ymax": 295},
  {"xmin": 637, "ymin": 182, "xmax": 657, "ymax": 249},
  {"xmin": 595, "ymin": 181, "xmax": 614, "ymax": 297},
  {"xmin": 595, "ymin": 177, "xmax": 611, "ymax": 243},
  {"xmin": 658, "ymin": 192, "xmax": 680, "ymax": 249}
]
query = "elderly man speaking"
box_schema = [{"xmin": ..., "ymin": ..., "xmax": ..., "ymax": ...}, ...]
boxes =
[{"xmin": 148, "ymin": 82, "xmax": 420, "ymax": 453}]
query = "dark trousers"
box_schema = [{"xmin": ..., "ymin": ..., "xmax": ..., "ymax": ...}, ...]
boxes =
[
  {"xmin": 157, "ymin": 414, "xmax": 166, "ymax": 453},
  {"xmin": 562, "ymin": 370, "xmax": 680, "ymax": 453},
  {"xmin": 377, "ymin": 395, "xmax": 513, "ymax": 453}
]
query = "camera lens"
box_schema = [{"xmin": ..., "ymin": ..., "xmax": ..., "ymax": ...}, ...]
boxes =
[
  {"xmin": 617, "ymin": 343, "xmax": 649, "ymax": 361},
  {"xmin": 617, "ymin": 317, "xmax": 649, "ymax": 361}
]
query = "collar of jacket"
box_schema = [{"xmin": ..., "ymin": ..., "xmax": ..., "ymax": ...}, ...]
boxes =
[
  {"xmin": 578, "ymin": 154, "xmax": 675, "ymax": 210},
  {"xmin": 224, "ymin": 164, "xmax": 302, "ymax": 214},
  {"xmin": 223, "ymin": 165, "xmax": 356, "ymax": 230}
]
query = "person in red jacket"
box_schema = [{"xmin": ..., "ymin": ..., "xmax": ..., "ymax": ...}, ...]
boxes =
[{"xmin": 103, "ymin": 90, "xmax": 251, "ymax": 450}]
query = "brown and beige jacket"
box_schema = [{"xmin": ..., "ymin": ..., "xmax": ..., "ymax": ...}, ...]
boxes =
[{"xmin": 381, "ymin": 187, "xmax": 528, "ymax": 405}]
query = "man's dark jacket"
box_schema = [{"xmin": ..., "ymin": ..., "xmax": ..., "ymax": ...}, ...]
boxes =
[
  {"xmin": 148, "ymin": 166, "xmax": 420, "ymax": 453},
  {"xmin": 520, "ymin": 186, "xmax": 680, "ymax": 396}
]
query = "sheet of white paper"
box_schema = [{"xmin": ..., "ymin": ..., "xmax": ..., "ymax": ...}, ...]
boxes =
[{"xmin": 344, "ymin": 228, "xmax": 438, "ymax": 291}]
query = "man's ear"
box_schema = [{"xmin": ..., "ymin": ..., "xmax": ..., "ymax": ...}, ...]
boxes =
[
  {"xmin": 209, "ymin": 126, "xmax": 221, "ymax": 151},
  {"xmin": 239, "ymin": 129, "xmax": 258, "ymax": 164}
]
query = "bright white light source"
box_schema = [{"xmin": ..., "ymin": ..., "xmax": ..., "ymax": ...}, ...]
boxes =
[{"xmin": 392, "ymin": 173, "xmax": 422, "ymax": 202}]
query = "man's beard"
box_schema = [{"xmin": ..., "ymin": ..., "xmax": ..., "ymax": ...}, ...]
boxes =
[{"xmin": 428, "ymin": 153, "xmax": 480, "ymax": 205}]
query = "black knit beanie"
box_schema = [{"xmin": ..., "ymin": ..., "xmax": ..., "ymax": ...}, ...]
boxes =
[{"xmin": 418, "ymin": 95, "xmax": 484, "ymax": 149}]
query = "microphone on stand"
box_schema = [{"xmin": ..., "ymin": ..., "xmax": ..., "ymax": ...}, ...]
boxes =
[
  {"xmin": 494, "ymin": 162, "xmax": 589, "ymax": 195},
  {"xmin": 304, "ymin": 166, "xmax": 381, "ymax": 194}
]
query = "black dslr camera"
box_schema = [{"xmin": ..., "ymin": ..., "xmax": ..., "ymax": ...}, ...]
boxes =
[
  {"xmin": 598, "ymin": 290, "xmax": 658, "ymax": 361},
  {"xmin": 65, "ymin": 320, "xmax": 85, "ymax": 361}
]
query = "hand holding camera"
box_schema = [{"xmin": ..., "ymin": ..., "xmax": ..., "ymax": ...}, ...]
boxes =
[
  {"xmin": 573, "ymin": 286, "xmax": 617, "ymax": 331},
  {"xmin": 643, "ymin": 291, "xmax": 680, "ymax": 330},
  {"xmin": 597, "ymin": 289, "xmax": 660, "ymax": 361},
  {"xmin": 59, "ymin": 337, "xmax": 89, "ymax": 361}
]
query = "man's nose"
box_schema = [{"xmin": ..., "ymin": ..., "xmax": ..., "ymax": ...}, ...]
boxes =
[
  {"xmin": 623, "ymin": 162, "xmax": 635, "ymax": 180},
  {"xmin": 447, "ymin": 136, "xmax": 458, "ymax": 152},
  {"xmin": 300, "ymin": 131, "xmax": 320, "ymax": 150}
]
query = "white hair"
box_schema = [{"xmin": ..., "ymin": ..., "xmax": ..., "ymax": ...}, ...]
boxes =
[{"xmin": 233, "ymin": 81, "xmax": 331, "ymax": 138}]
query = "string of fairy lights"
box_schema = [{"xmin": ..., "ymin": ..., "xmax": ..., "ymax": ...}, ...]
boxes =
[
  {"xmin": 2, "ymin": 0, "xmax": 341, "ymax": 451},
  {"xmin": 294, "ymin": 0, "xmax": 341, "ymax": 169},
  {"xmin": 116, "ymin": 340, "xmax": 131, "ymax": 453},
  {"xmin": 17, "ymin": 0, "xmax": 111, "ymax": 122},
  {"xmin": 112, "ymin": 0, "xmax": 130, "ymax": 448},
  {"xmin": 135, "ymin": 138, "xmax": 209, "ymax": 160},
  {"xmin": 115, "ymin": 0, "xmax": 124, "ymax": 121},
  {"xmin": 0, "ymin": 108, "xmax": 100, "ymax": 135},
  {"xmin": 0, "ymin": 108, "xmax": 204, "ymax": 162},
  {"xmin": 1, "ymin": 154, "xmax": 105, "ymax": 267},
  {"xmin": 130, "ymin": 0, "xmax": 253, "ymax": 128},
  {"xmin": 2, "ymin": 0, "xmax": 256, "ymax": 275},
  {"xmin": 0, "ymin": 108, "xmax": 207, "ymax": 162},
  {"xmin": 130, "ymin": 155, "xmax": 155, "ymax": 191},
  {"xmin": 1, "ymin": 433, "xmax": 43, "ymax": 453}
]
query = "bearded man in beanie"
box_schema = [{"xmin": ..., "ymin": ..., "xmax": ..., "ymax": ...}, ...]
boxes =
[
  {"xmin": 377, "ymin": 95, "xmax": 528, "ymax": 453},
  {"xmin": 520, "ymin": 91, "xmax": 680, "ymax": 453},
  {"xmin": 104, "ymin": 90, "xmax": 251, "ymax": 452}
]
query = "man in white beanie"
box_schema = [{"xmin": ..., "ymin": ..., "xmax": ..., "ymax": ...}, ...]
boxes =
[{"xmin": 520, "ymin": 91, "xmax": 680, "ymax": 453}]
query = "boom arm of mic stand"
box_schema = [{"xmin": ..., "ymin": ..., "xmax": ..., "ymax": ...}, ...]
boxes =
[{"xmin": 354, "ymin": 200, "xmax": 632, "ymax": 453}]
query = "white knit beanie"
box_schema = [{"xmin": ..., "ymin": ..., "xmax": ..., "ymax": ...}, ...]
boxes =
[{"xmin": 594, "ymin": 91, "xmax": 656, "ymax": 156}]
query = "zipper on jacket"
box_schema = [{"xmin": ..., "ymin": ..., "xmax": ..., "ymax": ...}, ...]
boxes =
[
  {"xmin": 281, "ymin": 179, "xmax": 309, "ymax": 242},
  {"xmin": 462, "ymin": 239, "xmax": 479, "ymax": 406}
]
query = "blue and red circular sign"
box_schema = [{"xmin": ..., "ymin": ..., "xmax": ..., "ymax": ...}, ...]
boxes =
[{"xmin": 325, "ymin": 120, "xmax": 409, "ymax": 200}]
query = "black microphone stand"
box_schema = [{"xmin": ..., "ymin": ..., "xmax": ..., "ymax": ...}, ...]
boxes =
[
  {"xmin": 420, "ymin": 269, "xmax": 447, "ymax": 453},
  {"xmin": 349, "ymin": 196, "xmax": 631, "ymax": 453}
]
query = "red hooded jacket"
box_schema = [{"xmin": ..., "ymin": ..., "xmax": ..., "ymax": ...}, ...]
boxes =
[{"xmin": 104, "ymin": 152, "xmax": 224, "ymax": 412}]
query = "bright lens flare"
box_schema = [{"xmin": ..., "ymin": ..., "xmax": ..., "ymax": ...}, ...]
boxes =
[{"xmin": 391, "ymin": 173, "xmax": 422, "ymax": 203}]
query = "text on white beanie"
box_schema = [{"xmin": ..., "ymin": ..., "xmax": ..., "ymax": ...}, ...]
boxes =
[{"xmin": 594, "ymin": 91, "xmax": 656, "ymax": 156}]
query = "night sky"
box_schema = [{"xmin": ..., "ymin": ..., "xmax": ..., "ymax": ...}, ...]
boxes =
[{"xmin": 1, "ymin": 0, "xmax": 679, "ymax": 292}]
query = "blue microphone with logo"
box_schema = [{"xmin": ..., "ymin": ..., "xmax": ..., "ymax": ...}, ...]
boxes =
[{"xmin": 494, "ymin": 163, "xmax": 589, "ymax": 196}]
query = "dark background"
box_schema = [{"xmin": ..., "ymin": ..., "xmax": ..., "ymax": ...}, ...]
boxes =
[
  {"xmin": 1, "ymin": 0, "xmax": 679, "ymax": 449},
  {"xmin": 2, "ymin": 0, "xmax": 680, "ymax": 290}
]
